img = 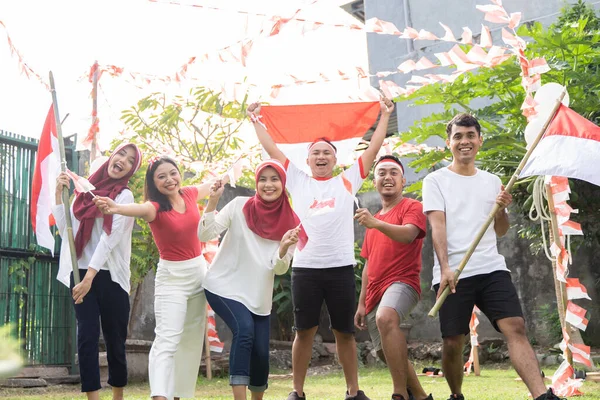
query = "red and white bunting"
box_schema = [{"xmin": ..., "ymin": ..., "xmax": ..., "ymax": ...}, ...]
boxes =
[{"xmin": 565, "ymin": 301, "xmax": 589, "ymax": 331}]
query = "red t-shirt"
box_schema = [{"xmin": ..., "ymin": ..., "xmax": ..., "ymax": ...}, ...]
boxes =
[
  {"xmin": 360, "ymin": 197, "xmax": 427, "ymax": 314},
  {"xmin": 149, "ymin": 186, "xmax": 202, "ymax": 261}
]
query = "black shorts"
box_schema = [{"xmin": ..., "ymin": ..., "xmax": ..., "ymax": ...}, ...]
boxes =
[
  {"xmin": 433, "ymin": 270, "xmax": 523, "ymax": 338},
  {"xmin": 291, "ymin": 265, "xmax": 356, "ymax": 334}
]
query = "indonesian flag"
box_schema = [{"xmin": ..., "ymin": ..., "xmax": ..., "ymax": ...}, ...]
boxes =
[
  {"xmin": 206, "ymin": 305, "xmax": 224, "ymax": 353},
  {"xmin": 565, "ymin": 301, "xmax": 589, "ymax": 331},
  {"xmin": 260, "ymin": 101, "xmax": 380, "ymax": 171},
  {"xmin": 520, "ymin": 105, "xmax": 600, "ymax": 186},
  {"xmin": 31, "ymin": 106, "xmax": 61, "ymax": 254},
  {"xmin": 566, "ymin": 278, "xmax": 591, "ymax": 301}
]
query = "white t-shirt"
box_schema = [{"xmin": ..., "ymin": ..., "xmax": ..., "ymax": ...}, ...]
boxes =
[
  {"xmin": 52, "ymin": 190, "xmax": 135, "ymax": 293},
  {"xmin": 285, "ymin": 158, "xmax": 366, "ymax": 269},
  {"xmin": 422, "ymin": 167, "xmax": 508, "ymax": 285},
  {"xmin": 198, "ymin": 197, "xmax": 293, "ymax": 316}
]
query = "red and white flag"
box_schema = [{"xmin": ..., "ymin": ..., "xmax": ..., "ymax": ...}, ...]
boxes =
[
  {"xmin": 260, "ymin": 100, "xmax": 380, "ymax": 171},
  {"xmin": 31, "ymin": 105, "xmax": 61, "ymax": 254},
  {"xmin": 566, "ymin": 278, "xmax": 591, "ymax": 301},
  {"xmin": 565, "ymin": 301, "xmax": 589, "ymax": 331},
  {"xmin": 206, "ymin": 305, "xmax": 224, "ymax": 353},
  {"xmin": 520, "ymin": 105, "xmax": 600, "ymax": 186}
]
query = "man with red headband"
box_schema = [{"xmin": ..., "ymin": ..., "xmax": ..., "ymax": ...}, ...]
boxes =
[
  {"xmin": 354, "ymin": 155, "xmax": 432, "ymax": 400},
  {"xmin": 248, "ymin": 98, "xmax": 394, "ymax": 400}
]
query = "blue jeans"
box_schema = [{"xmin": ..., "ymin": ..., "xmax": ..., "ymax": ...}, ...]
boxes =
[{"xmin": 205, "ymin": 290, "xmax": 270, "ymax": 392}]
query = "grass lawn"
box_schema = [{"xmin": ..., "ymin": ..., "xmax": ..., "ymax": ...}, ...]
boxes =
[{"xmin": 1, "ymin": 364, "xmax": 599, "ymax": 399}]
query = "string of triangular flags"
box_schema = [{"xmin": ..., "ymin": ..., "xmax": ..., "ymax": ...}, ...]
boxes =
[
  {"xmin": 545, "ymin": 176, "xmax": 591, "ymax": 396},
  {"xmin": 463, "ymin": 306, "xmax": 480, "ymax": 376}
]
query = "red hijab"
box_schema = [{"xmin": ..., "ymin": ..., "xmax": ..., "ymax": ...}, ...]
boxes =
[
  {"xmin": 73, "ymin": 143, "xmax": 142, "ymax": 258},
  {"xmin": 242, "ymin": 160, "xmax": 300, "ymax": 241}
]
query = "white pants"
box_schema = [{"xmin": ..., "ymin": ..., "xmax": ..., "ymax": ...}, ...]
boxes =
[{"xmin": 149, "ymin": 256, "xmax": 207, "ymax": 399}]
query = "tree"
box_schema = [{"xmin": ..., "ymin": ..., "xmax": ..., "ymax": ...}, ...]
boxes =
[
  {"xmin": 396, "ymin": 2, "xmax": 600, "ymax": 344},
  {"xmin": 397, "ymin": 2, "xmax": 600, "ymax": 250}
]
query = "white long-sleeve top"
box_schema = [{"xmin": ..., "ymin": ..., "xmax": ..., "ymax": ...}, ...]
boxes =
[
  {"xmin": 52, "ymin": 190, "xmax": 135, "ymax": 293},
  {"xmin": 198, "ymin": 196, "xmax": 293, "ymax": 316}
]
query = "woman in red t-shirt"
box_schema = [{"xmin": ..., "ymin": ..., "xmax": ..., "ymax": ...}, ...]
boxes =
[{"xmin": 95, "ymin": 156, "xmax": 215, "ymax": 400}]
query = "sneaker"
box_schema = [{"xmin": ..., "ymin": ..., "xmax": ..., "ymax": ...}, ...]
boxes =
[
  {"xmin": 287, "ymin": 391, "xmax": 306, "ymax": 400},
  {"xmin": 345, "ymin": 390, "xmax": 371, "ymax": 400},
  {"xmin": 407, "ymin": 389, "xmax": 434, "ymax": 400},
  {"xmin": 535, "ymin": 388, "xmax": 566, "ymax": 400},
  {"xmin": 447, "ymin": 395, "xmax": 464, "ymax": 400}
]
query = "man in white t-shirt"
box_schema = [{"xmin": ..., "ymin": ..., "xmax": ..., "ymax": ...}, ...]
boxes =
[
  {"xmin": 422, "ymin": 113, "xmax": 563, "ymax": 400},
  {"xmin": 248, "ymin": 98, "xmax": 394, "ymax": 400}
]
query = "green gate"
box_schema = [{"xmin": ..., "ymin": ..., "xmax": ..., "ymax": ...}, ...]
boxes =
[{"xmin": 0, "ymin": 130, "xmax": 78, "ymax": 368}]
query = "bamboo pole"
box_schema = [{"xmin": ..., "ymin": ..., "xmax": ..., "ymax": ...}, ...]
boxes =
[
  {"xmin": 429, "ymin": 90, "xmax": 566, "ymax": 317},
  {"xmin": 545, "ymin": 182, "xmax": 585, "ymax": 366},
  {"xmin": 473, "ymin": 344, "xmax": 480, "ymax": 376},
  {"xmin": 90, "ymin": 61, "xmax": 99, "ymax": 162},
  {"xmin": 204, "ymin": 321, "xmax": 213, "ymax": 380},
  {"xmin": 49, "ymin": 71, "xmax": 81, "ymax": 285}
]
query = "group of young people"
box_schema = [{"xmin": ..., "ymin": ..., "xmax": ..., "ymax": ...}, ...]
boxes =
[{"xmin": 53, "ymin": 99, "xmax": 565, "ymax": 400}]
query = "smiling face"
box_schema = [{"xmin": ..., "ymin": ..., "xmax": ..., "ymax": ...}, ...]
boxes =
[
  {"xmin": 107, "ymin": 146, "xmax": 137, "ymax": 179},
  {"xmin": 152, "ymin": 162, "xmax": 182, "ymax": 196},
  {"xmin": 257, "ymin": 166, "xmax": 283, "ymax": 202},
  {"xmin": 306, "ymin": 142, "xmax": 337, "ymax": 178},
  {"xmin": 447, "ymin": 124, "xmax": 483, "ymax": 165},
  {"xmin": 374, "ymin": 164, "xmax": 405, "ymax": 198}
]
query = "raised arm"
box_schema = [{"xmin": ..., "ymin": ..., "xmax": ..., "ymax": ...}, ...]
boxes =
[
  {"xmin": 360, "ymin": 97, "xmax": 394, "ymax": 171},
  {"xmin": 427, "ymin": 210, "xmax": 456, "ymax": 297},
  {"xmin": 94, "ymin": 197, "xmax": 157, "ymax": 222},
  {"xmin": 198, "ymin": 180, "xmax": 230, "ymax": 241},
  {"xmin": 247, "ymin": 102, "xmax": 287, "ymax": 165}
]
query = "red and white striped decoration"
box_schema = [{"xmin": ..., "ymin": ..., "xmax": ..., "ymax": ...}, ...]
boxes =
[{"xmin": 206, "ymin": 305, "xmax": 224, "ymax": 353}]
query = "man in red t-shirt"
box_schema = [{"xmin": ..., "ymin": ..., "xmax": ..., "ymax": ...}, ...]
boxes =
[{"xmin": 354, "ymin": 155, "xmax": 432, "ymax": 400}]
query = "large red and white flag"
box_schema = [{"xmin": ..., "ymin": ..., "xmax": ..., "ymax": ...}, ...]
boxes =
[
  {"xmin": 260, "ymin": 100, "xmax": 380, "ymax": 170},
  {"xmin": 520, "ymin": 105, "xmax": 600, "ymax": 186},
  {"xmin": 31, "ymin": 106, "xmax": 61, "ymax": 254}
]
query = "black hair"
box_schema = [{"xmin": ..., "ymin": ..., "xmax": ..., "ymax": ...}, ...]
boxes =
[
  {"xmin": 446, "ymin": 113, "xmax": 481, "ymax": 137},
  {"xmin": 374, "ymin": 154, "xmax": 404, "ymax": 173},
  {"xmin": 144, "ymin": 156, "xmax": 181, "ymax": 212},
  {"xmin": 309, "ymin": 137, "xmax": 338, "ymax": 153}
]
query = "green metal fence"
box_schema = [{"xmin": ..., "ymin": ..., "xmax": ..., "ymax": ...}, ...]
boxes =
[{"xmin": 0, "ymin": 130, "xmax": 78, "ymax": 367}]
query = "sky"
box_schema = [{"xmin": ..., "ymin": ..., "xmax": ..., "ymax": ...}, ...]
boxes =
[{"xmin": 0, "ymin": 0, "xmax": 371, "ymax": 151}]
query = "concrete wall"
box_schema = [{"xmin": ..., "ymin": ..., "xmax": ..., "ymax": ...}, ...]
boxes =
[{"xmin": 128, "ymin": 185, "xmax": 599, "ymax": 348}]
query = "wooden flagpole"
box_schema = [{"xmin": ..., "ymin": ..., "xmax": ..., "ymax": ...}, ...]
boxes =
[
  {"xmin": 49, "ymin": 71, "xmax": 81, "ymax": 285},
  {"xmin": 429, "ymin": 90, "xmax": 566, "ymax": 317}
]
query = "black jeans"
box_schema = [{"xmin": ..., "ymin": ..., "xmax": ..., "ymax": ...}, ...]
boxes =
[{"xmin": 71, "ymin": 269, "xmax": 130, "ymax": 392}]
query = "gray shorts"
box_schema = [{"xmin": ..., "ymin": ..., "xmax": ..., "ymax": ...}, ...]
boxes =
[{"xmin": 366, "ymin": 282, "xmax": 419, "ymax": 351}]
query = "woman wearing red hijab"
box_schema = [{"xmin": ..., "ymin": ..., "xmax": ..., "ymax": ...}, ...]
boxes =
[
  {"xmin": 53, "ymin": 143, "xmax": 142, "ymax": 400},
  {"xmin": 198, "ymin": 159, "xmax": 300, "ymax": 400}
]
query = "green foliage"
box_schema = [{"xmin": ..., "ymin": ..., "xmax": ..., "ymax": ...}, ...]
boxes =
[
  {"xmin": 396, "ymin": 3, "xmax": 600, "ymax": 249},
  {"xmin": 272, "ymin": 270, "xmax": 294, "ymax": 340},
  {"xmin": 8, "ymin": 252, "xmax": 36, "ymax": 307},
  {"xmin": 354, "ymin": 242, "xmax": 365, "ymax": 303},
  {"xmin": 536, "ymin": 303, "xmax": 563, "ymax": 344},
  {"xmin": 0, "ymin": 324, "xmax": 23, "ymax": 378}
]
